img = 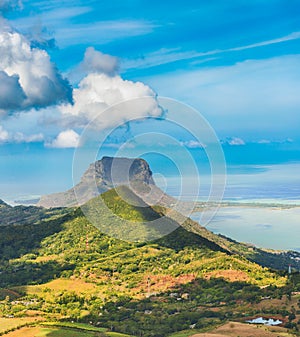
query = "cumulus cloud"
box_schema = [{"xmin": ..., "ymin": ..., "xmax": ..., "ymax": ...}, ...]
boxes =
[
  {"xmin": 0, "ymin": 6, "xmax": 163, "ymax": 146},
  {"xmin": 27, "ymin": 22, "xmax": 56, "ymax": 50},
  {"xmin": 81, "ymin": 47, "xmax": 119, "ymax": 76},
  {"xmin": 48, "ymin": 129, "xmax": 80, "ymax": 148},
  {"xmin": 60, "ymin": 49, "xmax": 162, "ymax": 130},
  {"xmin": 0, "ymin": 71, "xmax": 26, "ymax": 111},
  {"xmin": 225, "ymin": 137, "xmax": 245, "ymax": 146},
  {"xmin": 0, "ymin": 26, "xmax": 72, "ymax": 115},
  {"xmin": 0, "ymin": 39, "xmax": 162, "ymax": 145}
]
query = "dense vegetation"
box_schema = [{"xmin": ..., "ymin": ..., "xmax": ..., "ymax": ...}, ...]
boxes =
[
  {"xmin": 0, "ymin": 200, "xmax": 68, "ymax": 227},
  {"xmin": 0, "ymin": 191, "xmax": 299, "ymax": 336}
]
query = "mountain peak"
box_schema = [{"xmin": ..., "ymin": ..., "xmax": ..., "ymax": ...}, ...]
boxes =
[
  {"xmin": 82, "ymin": 156, "xmax": 155, "ymax": 186},
  {"xmin": 38, "ymin": 156, "xmax": 155, "ymax": 208}
]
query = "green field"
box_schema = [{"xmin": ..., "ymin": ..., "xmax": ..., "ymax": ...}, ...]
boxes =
[
  {"xmin": 36, "ymin": 327, "xmax": 95, "ymax": 337},
  {"xmin": 2, "ymin": 321, "xmax": 132, "ymax": 337}
]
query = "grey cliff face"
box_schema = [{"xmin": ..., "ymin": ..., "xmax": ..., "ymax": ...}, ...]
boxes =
[
  {"xmin": 82, "ymin": 157, "xmax": 154, "ymax": 187},
  {"xmin": 38, "ymin": 157, "xmax": 155, "ymax": 208}
]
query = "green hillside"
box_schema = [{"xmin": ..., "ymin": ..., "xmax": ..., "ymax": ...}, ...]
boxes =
[
  {"xmin": 100, "ymin": 185, "xmax": 161, "ymax": 222},
  {"xmin": 0, "ymin": 200, "xmax": 68, "ymax": 227},
  {"xmin": 0, "ymin": 190, "xmax": 299, "ymax": 336},
  {"xmin": 81, "ymin": 186, "xmax": 179, "ymax": 242}
]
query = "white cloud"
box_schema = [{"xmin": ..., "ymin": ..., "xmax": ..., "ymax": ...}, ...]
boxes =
[
  {"xmin": 225, "ymin": 137, "xmax": 245, "ymax": 146},
  {"xmin": 256, "ymin": 138, "xmax": 293, "ymax": 145},
  {"xmin": 180, "ymin": 140, "xmax": 206, "ymax": 149},
  {"xmin": 123, "ymin": 48, "xmax": 204, "ymax": 70},
  {"xmin": 11, "ymin": 6, "xmax": 93, "ymax": 30},
  {"xmin": 55, "ymin": 20, "xmax": 158, "ymax": 47},
  {"xmin": 48, "ymin": 129, "xmax": 80, "ymax": 148},
  {"xmin": 80, "ymin": 47, "xmax": 119, "ymax": 76},
  {"xmin": 60, "ymin": 54, "xmax": 162, "ymax": 130},
  {"xmin": 228, "ymin": 32, "xmax": 300, "ymax": 52},
  {"xmin": 13, "ymin": 132, "xmax": 44, "ymax": 143},
  {"xmin": 0, "ymin": 124, "xmax": 44, "ymax": 144},
  {"xmin": 123, "ymin": 32, "xmax": 300, "ymax": 71},
  {"xmin": 12, "ymin": 9, "xmax": 157, "ymax": 48},
  {"xmin": 0, "ymin": 25, "xmax": 72, "ymax": 115},
  {"xmin": 0, "ymin": 125, "xmax": 9, "ymax": 142},
  {"xmin": 0, "ymin": 41, "xmax": 162, "ymax": 143}
]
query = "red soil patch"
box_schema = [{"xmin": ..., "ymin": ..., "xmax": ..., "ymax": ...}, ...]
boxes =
[
  {"xmin": 203, "ymin": 270, "xmax": 250, "ymax": 282},
  {"xmin": 136, "ymin": 274, "xmax": 196, "ymax": 294}
]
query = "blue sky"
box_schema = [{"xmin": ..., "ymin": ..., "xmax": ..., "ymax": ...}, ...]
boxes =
[{"xmin": 0, "ymin": 0, "xmax": 300, "ymax": 200}]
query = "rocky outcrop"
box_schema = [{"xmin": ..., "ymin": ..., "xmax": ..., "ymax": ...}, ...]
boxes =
[{"xmin": 38, "ymin": 157, "xmax": 156, "ymax": 208}]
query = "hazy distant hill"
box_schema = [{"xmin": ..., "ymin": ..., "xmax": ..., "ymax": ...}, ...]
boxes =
[{"xmin": 0, "ymin": 199, "xmax": 67, "ymax": 226}]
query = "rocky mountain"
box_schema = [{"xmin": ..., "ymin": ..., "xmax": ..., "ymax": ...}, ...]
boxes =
[
  {"xmin": 38, "ymin": 156, "xmax": 160, "ymax": 208},
  {"xmin": 36, "ymin": 157, "xmax": 300, "ymax": 270}
]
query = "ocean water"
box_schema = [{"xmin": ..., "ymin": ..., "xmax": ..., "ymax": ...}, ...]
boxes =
[
  {"xmin": 158, "ymin": 163, "xmax": 300, "ymax": 202},
  {"xmin": 191, "ymin": 207, "xmax": 300, "ymax": 252},
  {"xmin": 154, "ymin": 163, "xmax": 300, "ymax": 251}
]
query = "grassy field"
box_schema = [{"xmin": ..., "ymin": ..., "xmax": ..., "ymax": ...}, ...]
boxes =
[
  {"xmin": 15, "ymin": 278, "xmax": 98, "ymax": 296},
  {"xmin": 0, "ymin": 317, "xmax": 44, "ymax": 333},
  {"xmin": 4, "ymin": 326, "xmax": 95, "ymax": 337},
  {"xmin": 41, "ymin": 322, "xmax": 107, "ymax": 331},
  {"xmin": 2, "ymin": 321, "xmax": 133, "ymax": 337}
]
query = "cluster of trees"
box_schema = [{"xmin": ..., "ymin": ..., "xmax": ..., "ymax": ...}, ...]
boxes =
[{"xmin": 77, "ymin": 278, "xmax": 297, "ymax": 337}]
